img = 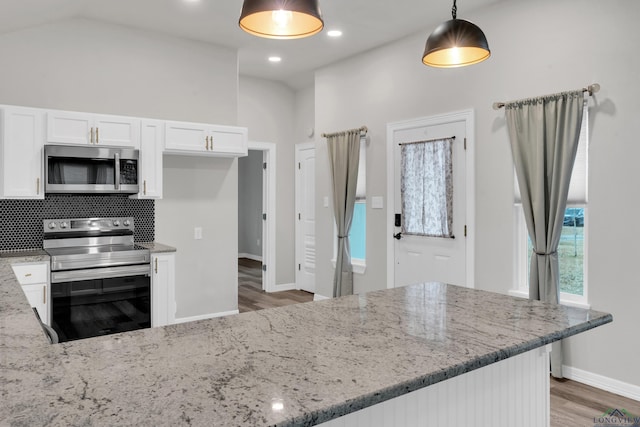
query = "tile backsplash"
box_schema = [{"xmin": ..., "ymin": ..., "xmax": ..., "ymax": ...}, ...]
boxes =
[{"xmin": 0, "ymin": 195, "xmax": 154, "ymax": 251}]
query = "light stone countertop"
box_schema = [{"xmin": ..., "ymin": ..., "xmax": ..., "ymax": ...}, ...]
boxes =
[
  {"xmin": 0, "ymin": 253, "xmax": 612, "ymax": 426},
  {"xmin": 137, "ymin": 241, "xmax": 177, "ymax": 253}
]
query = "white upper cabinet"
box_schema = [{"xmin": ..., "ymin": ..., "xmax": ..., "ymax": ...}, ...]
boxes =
[
  {"xmin": 164, "ymin": 121, "xmax": 247, "ymax": 157},
  {"xmin": 46, "ymin": 110, "xmax": 140, "ymax": 148},
  {"xmin": 131, "ymin": 119, "xmax": 163, "ymax": 199},
  {"xmin": 0, "ymin": 106, "xmax": 44, "ymax": 199}
]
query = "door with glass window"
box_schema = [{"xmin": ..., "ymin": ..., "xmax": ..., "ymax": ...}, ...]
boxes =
[{"xmin": 393, "ymin": 119, "xmax": 467, "ymax": 287}]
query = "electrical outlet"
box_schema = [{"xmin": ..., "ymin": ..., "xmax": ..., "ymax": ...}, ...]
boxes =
[
  {"xmin": 194, "ymin": 227, "xmax": 203, "ymax": 240},
  {"xmin": 257, "ymin": 239, "xmax": 261, "ymax": 246}
]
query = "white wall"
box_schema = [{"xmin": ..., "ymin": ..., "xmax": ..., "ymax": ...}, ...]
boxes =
[
  {"xmin": 314, "ymin": 0, "xmax": 640, "ymax": 389},
  {"xmin": 158, "ymin": 156, "xmax": 238, "ymax": 317},
  {"xmin": 238, "ymin": 150, "xmax": 263, "ymax": 258},
  {"xmin": 295, "ymin": 85, "xmax": 316, "ymax": 144},
  {"xmin": 0, "ymin": 18, "xmax": 241, "ymax": 318},
  {"xmin": 238, "ymin": 76, "xmax": 296, "ymax": 285}
]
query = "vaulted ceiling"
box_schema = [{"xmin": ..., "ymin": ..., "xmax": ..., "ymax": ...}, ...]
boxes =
[{"xmin": 1, "ymin": 0, "xmax": 500, "ymax": 89}]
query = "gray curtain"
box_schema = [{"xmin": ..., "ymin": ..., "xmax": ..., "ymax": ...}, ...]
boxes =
[
  {"xmin": 506, "ymin": 90, "xmax": 584, "ymax": 378},
  {"xmin": 327, "ymin": 130, "xmax": 361, "ymax": 297}
]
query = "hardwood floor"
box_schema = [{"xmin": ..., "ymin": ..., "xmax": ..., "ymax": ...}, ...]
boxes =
[
  {"xmin": 551, "ymin": 377, "xmax": 640, "ymax": 426},
  {"xmin": 238, "ymin": 258, "xmax": 638, "ymax": 425},
  {"xmin": 237, "ymin": 257, "xmax": 313, "ymax": 313}
]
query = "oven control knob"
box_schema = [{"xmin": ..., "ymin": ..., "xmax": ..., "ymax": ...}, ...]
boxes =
[
  {"xmin": 60, "ymin": 222, "xmax": 68, "ymax": 229},
  {"xmin": 112, "ymin": 220, "xmax": 120, "ymax": 227},
  {"xmin": 123, "ymin": 219, "xmax": 131, "ymax": 227},
  {"xmin": 48, "ymin": 222, "xmax": 57, "ymax": 229}
]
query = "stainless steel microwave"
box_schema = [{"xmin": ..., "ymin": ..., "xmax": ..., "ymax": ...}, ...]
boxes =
[{"xmin": 44, "ymin": 145, "xmax": 139, "ymax": 195}]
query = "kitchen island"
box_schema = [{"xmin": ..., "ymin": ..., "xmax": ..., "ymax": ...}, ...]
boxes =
[{"xmin": 0, "ymin": 254, "xmax": 612, "ymax": 426}]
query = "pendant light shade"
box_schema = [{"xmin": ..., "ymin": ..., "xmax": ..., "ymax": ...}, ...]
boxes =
[
  {"xmin": 422, "ymin": 1, "xmax": 490, "ymax": 68},
  {"xmin": 239, "ymin": 0, "xmax": 324, "ymax": 39}
]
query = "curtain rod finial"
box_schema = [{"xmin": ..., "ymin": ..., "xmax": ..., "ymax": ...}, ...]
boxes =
[
  {"xmin": 589, "ymin": 83, "xmax": 600, "ymax": 95},
  {"xmin": 493, "ymin": 102, "xmax": 504, "ymax": 110}
]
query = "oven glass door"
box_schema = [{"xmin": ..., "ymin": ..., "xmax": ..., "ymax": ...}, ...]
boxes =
[{"xmin": 51, "ymin": 274, "xmax": 150, "ymax": 343}]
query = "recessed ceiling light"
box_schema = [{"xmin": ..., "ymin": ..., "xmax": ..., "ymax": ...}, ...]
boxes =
[
  {"xmin": 268, "ymin": 56, "xmax": 282, "ymax": 63},
  {"xmin": 327, "ymin": 30, "xmax": 343, "ymax": 37}
]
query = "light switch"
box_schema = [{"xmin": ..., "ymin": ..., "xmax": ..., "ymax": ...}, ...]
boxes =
[
  {"xmin": 371, "ymin": 196, "xmax": 384, "ymax": 209},
  {"xmin": 323, "ymin": 196, "xmax": 329, "ymax": 208},
  {"xmin": 194, "ymin": 227, "xmax": 203, "ymax": 240}
]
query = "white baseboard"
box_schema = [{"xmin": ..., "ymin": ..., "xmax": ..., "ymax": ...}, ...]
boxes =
[
  {"xmin": 238, "ymin": 253, "xmax": 262, "ymax": 262},
  {"xmin": 271, "ymin": 282, "xmax": 296, "ymax": 292},
  {"xmin": 563, "ymin": 365, "xmax": 640, "ymax": 401},
  {"xmin": 174, "ymin": 310, "xmax": 239, "ymax": 324},
  {"xmin": 313, "ymin": 294, "xmax": 331, "ymax": 301}
]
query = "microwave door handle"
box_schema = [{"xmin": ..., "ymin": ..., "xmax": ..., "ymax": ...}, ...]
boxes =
[{"xmin": 114, "ymin": 152, "xmax": 120, "ymax": 190}]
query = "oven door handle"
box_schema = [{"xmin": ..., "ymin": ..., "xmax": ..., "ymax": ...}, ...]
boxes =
[{"xmin": 51, "ymin": 264, "xmax": 150, "ymax": 283}]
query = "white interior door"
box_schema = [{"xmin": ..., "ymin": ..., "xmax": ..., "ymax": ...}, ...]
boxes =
[
  {"xmin": 393, "ymin": 119, "xmax": 467, "ymax": 287},
  {"xmin": 296, "ymin": 144, "xmax": 316, "ymax": 293}
]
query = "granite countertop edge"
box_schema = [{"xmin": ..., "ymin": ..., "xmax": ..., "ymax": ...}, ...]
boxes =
[
  {"xmin": 294, "ymin": 311, "xmax": 613, "ymax": 427},
  {"xmin": 136, "ymin": 241, "xmax": 177, "ymax": 253}
]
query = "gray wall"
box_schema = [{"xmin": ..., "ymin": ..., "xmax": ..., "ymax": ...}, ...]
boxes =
[
  {"xmin": 238, "ymin": 76, "xmax": 296, "ymax": 285},
  {"xmin": 238, "ymin": 150, "xmax": 263, "ymax": 259},
  {"xmin": 0, "ymin": 17, "xmax": 241, "ymax": 318},
  {"xmin": 314, "ymin": 0, "xmax": 639, "ymax": 389}
]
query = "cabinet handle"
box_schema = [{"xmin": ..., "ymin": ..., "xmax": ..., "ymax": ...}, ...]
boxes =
[
  {"xmin": 144, "ymin": 180, "xmax": 147, "ymax": 195},
  {"xmin": 205, "ymin": 136, "xmax": 209, "ymax": 150},
  {"xmin": 25, "ymin": 273, "xmax": 32, "ymax": 277},
  {"xmin": 210, "ymin": 136, "xmax": 214, "ymax": 148},
  {"xmin": 43, "ymin": 286, "xmax": 46, "ymax": 304},
  {"xmin": 36, "ymin": 178, "xmax": 40, "ymax": 195},
  {"xmin": 96, "ymin": 127, "xmax": 99, "ymax": 144},
  {"xmin": 155, "ymin": 258, "xmax": 158, "ymax": 274},
  {"xmin": 90, "ymin": 127, "xmax": 94, "ymax": 143}
]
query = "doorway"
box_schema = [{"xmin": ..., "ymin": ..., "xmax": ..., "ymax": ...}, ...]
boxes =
[
  {"xmin": 386, "ymin": 110, "xmax": 475, "ymax": 289},
  {"xmin": 237, "ymin": 142, "xmax": 276, "ymax": 294}
]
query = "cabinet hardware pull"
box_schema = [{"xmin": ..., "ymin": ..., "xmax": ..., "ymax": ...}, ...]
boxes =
[
  {"xmin": 90, "ymin": 127, "xmax": 94, "ymax": 143},
  {"xmin": 155, "ymin": 258, "xmax": 158, "ymax": 274},
  {"xmin": 210, "ymin": 136, "xmax": 213, "ymax": 148},
  {"xmin": 36, "ymin": 178, "xmax": 40, "ymax": 195},
  {"xmin": 43, "ymin": 286, "xmax": 46, "ymax": 304},
  {"xmin": 205, "ymin": 136, "xmax": 209, "ymax": 150},
  {"xmin": 96, "ymin": 127, "xmax": 99, "ymax": 144},
  {"xmin": 144, "ymin": 180, "xmax": 147, "ymax": 195},
  {"xmin": 25, "ymin": 273, "xmax": 32, "ymax": 277}
]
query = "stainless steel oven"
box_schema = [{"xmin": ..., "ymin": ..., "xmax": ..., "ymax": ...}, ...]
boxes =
[
  {"xmin": 44, "ymin": 217, "xmax": 151, "ymax": 343},
  {"xmin": 44, "ymin": 145, "xmax": 139, "ymax": 195}
]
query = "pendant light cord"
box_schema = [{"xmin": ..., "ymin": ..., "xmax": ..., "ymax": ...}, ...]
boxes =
[{"xmin": 451, "ymin": 0, "xmax": 457, "ymax": 19}]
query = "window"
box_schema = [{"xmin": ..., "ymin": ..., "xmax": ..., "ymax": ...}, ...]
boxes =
[
  {"xmin": 333, "ymin": 136, "xmax": 366, "ymax": 273},
  {"xmin": 513, "ymin": 104, "xmax": 588, "ymax": 307}
]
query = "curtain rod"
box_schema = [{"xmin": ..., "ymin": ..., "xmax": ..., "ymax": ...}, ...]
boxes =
[
  {"xmin": 398, "ymin": 136, "xmax": 455, "ymax": 146},
  {"xmin": 321, "ymin": 126, "xmax": 368, "ymax": 138},
  {"xmin": 492, "ymin": 83, "xmax": 600, "ymax": 110}
]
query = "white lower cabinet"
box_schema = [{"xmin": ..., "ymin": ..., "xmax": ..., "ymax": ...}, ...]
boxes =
[
  {"xmin": 151, "ymin": 253, "xmax": 176, "ymax": 327},
  {"xmin": 12, "ymin": 262, "xmax": 49, "ymax": 325}
]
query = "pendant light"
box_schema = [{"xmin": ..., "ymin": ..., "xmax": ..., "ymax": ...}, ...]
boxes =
[
  {"xmin": 239, "ymin": 0, "xmax": 324, "ymax": 39},
  {"xmin": 422, "ymin": 0, "xmax": 490, "ymax": 68}
]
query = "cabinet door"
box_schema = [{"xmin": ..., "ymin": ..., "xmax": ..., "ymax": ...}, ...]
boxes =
[
  {"xmin": 209, "ymin": 125, "xmax": 248, "ymax": 157},
  {"xmin": 46, "ymin": 110, "xmax": 93, "ymax": 145},
  {"xmin": 0, "ymin": 107, "xmax": 44, "ymax": 199},
  {"xmin": 22, "ymin": 283, "xmax": 48, "ymax": 325},
  {"xmin": 132, "ymin": 120, "xmax": 163, "ymax": 199},
  {"xmin": 94, "ymin": 115, "xmax": 140, "ymax": 148},
  {"xmin": 164, "ymin": 121, "xmax": 208, "ymax": 153},
  {"xmin": 151, "ymin": 253, "xmax": 175, "ymax": 327}
]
